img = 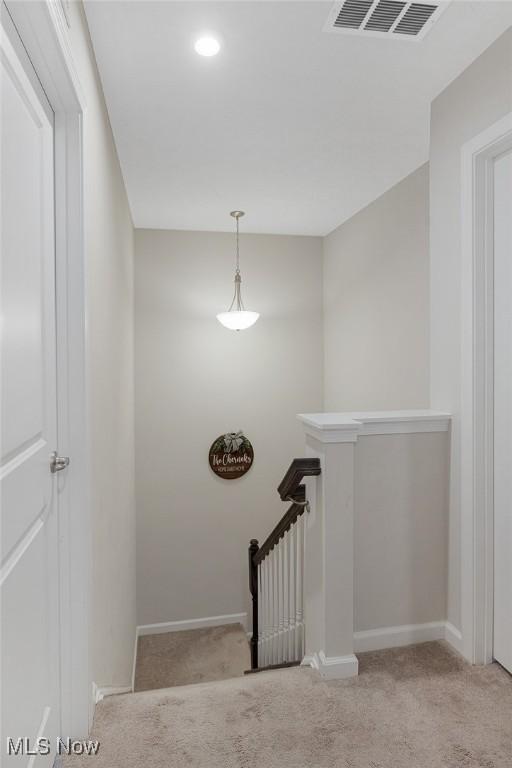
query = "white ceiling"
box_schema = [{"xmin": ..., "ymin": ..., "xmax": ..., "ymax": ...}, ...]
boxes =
[{"xmin": 85, "ymin": 1, "xmax": 512, "ymax": 235}]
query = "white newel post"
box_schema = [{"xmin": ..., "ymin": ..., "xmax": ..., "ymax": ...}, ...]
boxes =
[{"xmin": 298, "ymin": 413, "xmax": 360, "ymax": 680}]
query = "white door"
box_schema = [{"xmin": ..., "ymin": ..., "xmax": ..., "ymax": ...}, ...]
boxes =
[
  {"xmin": 1, "ymin": 28, "xmax": 62, "ymax": 764},
  {"xmin": 494, "ymin": 147, "xmax": 512, "ymax": 675}
]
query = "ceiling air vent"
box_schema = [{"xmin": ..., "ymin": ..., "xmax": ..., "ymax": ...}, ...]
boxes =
[
  {"xmin": 334, "ymin": 0, "xmax": 374, "ymax": 29},
  {"xmin": 327, "ymin": 0, "xmax": 449, "ymax": 41}
]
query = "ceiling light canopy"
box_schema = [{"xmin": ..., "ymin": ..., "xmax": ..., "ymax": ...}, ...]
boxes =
[
  {"xmin": 217, "ymin": 211, "xmax": 259, "ymax": 331},
  {"xmin": 194, "ymin": 36, "xmax": 220, "ymax": 57}
]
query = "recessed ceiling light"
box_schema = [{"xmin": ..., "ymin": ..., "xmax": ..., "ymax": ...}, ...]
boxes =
[{"xmin": 194, "ymin": 36, "xmax": 220, "ymax": 57}]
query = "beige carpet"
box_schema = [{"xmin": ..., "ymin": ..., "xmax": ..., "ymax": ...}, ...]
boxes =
[
  {"xmin": 64, "ymin": 642, "xmax": 512, "ymax": 767},
  {"xmin": 134, "ymin": 623, "xmax": 250, "ymax": 691}
]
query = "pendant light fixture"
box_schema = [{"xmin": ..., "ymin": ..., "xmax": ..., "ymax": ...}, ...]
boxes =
[{"xmin": 216, "ymin": 211, "xmax": 260, "ymax": 331}]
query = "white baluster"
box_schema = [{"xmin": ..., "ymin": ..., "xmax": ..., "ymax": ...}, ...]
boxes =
[
  {"xmin": 277, "ymin": 541, "xmax": 282, "ymax": 664},
  {"xmin": 272, "ymin": 546, "xmax": 279, "ymax": 665},
  {"xmin": 283, "ymin": 531, "xmax": 290, "ymax": 662},
  {"xmin": 276, "ymin": 545, "xmax": 281, "ymax": 664},
  {"xmin": 268, "ymin": 556, "xmax": 272, "ymax": 664},
  {"xmin": 288, "ymin": 523, "xmax": 296, "ymax": 661},
  {"xmin": 282, "ymin": 538, "xmax": 287, "ymax": 663},
  {"xmin": 264, "ymin": 557, "xmax": 270, "ymax": 666},
  {"xmin": 268, "ymin": 550, "xmax": 276, "ymax": 664},
  {"xmin": 257, "ymin": 562, "xmax": 262, "ymax": 665},
  {"xmin": 296, "ymin": 514, "xmax": 304, "ymax": 660},
  {"xmin": 260, "ymin": 558, "xmax": 266, "ymax": 666},
  {"xmin": 276, "ymin": 541, "xmax": 282, "ymax": 664},
  {"xmin": 278, "ymin": 537, "xmax": 283, "ymax": 664}
]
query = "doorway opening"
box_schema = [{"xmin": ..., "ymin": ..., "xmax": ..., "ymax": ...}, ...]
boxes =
[{"xmin": 460, "ymin": 113, "xmax": 512, "ymax": 669}]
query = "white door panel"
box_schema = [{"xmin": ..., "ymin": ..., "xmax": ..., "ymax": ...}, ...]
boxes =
[
  {"xmin": 1, "ymin": 49, "xmax": 46, "ymax": 455},
  {"xmin": 1, "ymin": 445, "xmax": 47, "ymax": 561},
  {"xmin": 1, "ymin": 26, "xmax": 60, "ymax": 766},
  {"xmin": 2, "ymin": 527, "xmax": 56, "ymax": 759},
  {"xmin": 494, "ymin": 148, "xmax": 512, "ymax": 675}
]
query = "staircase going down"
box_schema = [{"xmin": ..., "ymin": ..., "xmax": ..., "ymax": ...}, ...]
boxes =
[
  {"xmin": 61, "ymin": 458, "xmax": 322, "ymax": 766},
  {"xmin": 248, "ymin": 458, "xmax": 321, "ymax": 671}
]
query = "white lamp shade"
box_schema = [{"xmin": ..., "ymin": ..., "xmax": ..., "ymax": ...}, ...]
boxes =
[{"xmin": 216, "ymin": 310, "xmax": 260, "ymax": 331}]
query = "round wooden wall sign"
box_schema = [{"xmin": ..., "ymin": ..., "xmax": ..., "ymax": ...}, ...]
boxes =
[{"xmin": 209, "ymin": 431, "xmax": 254, "ymax": 480}]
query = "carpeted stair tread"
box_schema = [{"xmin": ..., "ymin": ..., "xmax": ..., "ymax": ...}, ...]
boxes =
[{"xmin": 134, "ymin": 623, "xmax": 250, "ymax": 691}]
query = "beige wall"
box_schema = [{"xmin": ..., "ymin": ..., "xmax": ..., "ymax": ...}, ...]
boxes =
[
  {"xmin": 323, "ymin": 164, "xmax": 430, "ymax": 411},
  {"xmin": 430, "ymin": 29, "xmax": 512, "ymax": 632},
  {"xmin": 135, "ymin": 229, "xmax": 323, "ymax": 626},
  {"xmin": 354, "ymin": 432, "xmax": 448, "ymax": 632},
  {"xmin": 68, "ymin": 3, "xmax": 136, "ymax": 689}
]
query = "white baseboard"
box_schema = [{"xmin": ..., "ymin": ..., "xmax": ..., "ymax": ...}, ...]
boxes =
[
  {"xmin": 137, "ymin": 612, "xmax": 248, "ymax": 637},
  {"xmin": 131, "ymin": 626, "xmax": 138, "ymax": 693},
  {"xmin": 302, "ymin": 651, "xmax": 359, "ymax": 680},
  {"xmin": 444, "ymin": 621, "xmax": 464, "ymax": 654},
  {"xmin": 353, "ymin": 621, "xmax": 446, "ymax": 653},
  {"xmin": 301, "ymin": 621, "xmax": 459, "ymax": 680}
]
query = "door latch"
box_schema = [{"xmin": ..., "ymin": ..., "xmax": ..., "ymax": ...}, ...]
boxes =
[{"xmin": 50, "ymin": 451, "xmax": 70, "ymax": 473}]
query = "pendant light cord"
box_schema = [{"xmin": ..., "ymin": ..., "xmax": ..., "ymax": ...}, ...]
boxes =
[
  {"xmin": 235, "ymin": 215, "xmax": 240, "ymax": 275},
  {"xmin": 228, "ymin": 213, "xmax": 245, "ymax": 312}
]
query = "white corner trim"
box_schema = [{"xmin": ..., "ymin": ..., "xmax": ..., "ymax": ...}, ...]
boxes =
[
  {"xmin": 131, "ymin": 627, "xmax": 138, "ymax": 693},
  {"xmin": 137, "ymin": 612, "xmax": 248, "ymax": 637},
  {"xmin": 354, "ymin": 621, "xmax": 446, "ymax": 652},
  {"xmin": 93, "ymin": 684, "xmax": 132, "ymax": 704},
  {"xmin": 444, "ymin": 622, "xmax": 464, "ymax": 655},
  {"xmin": 298, "ymin": 410, "xmax": 451, "ymax": 443},
  {"xmin": 302, "ymin": 651, "xmax": 359, "ymax": 679}
]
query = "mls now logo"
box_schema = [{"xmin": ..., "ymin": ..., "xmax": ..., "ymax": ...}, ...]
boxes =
[
  {"xmin": 56, "ymin": 738, "xmax": 100, "ymax": 756},
  {"xmin": 7, "ymin": 739, "xmax": 51, "ymax": 757},
  {"xmin": 7, "ymin": 737, "xmax": 100, "ymax": 757}
]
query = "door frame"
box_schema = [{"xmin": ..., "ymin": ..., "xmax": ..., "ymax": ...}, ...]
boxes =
[
  {"xmin": 4, "ymin": 0, "xmax": 91, "ymax": 737},
  {"xmin": 460, "ymin": 112, "xmax": 512, "ymax": 665}
]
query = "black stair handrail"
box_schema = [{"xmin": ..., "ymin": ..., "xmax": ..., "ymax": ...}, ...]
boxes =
[
  {"xmin": 254, "ymin": 484, "xmax": 306, "ymax": 566},
  {"xmin": 248, "ymin": 458, "xmax": 321, "ymax": 669}
]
